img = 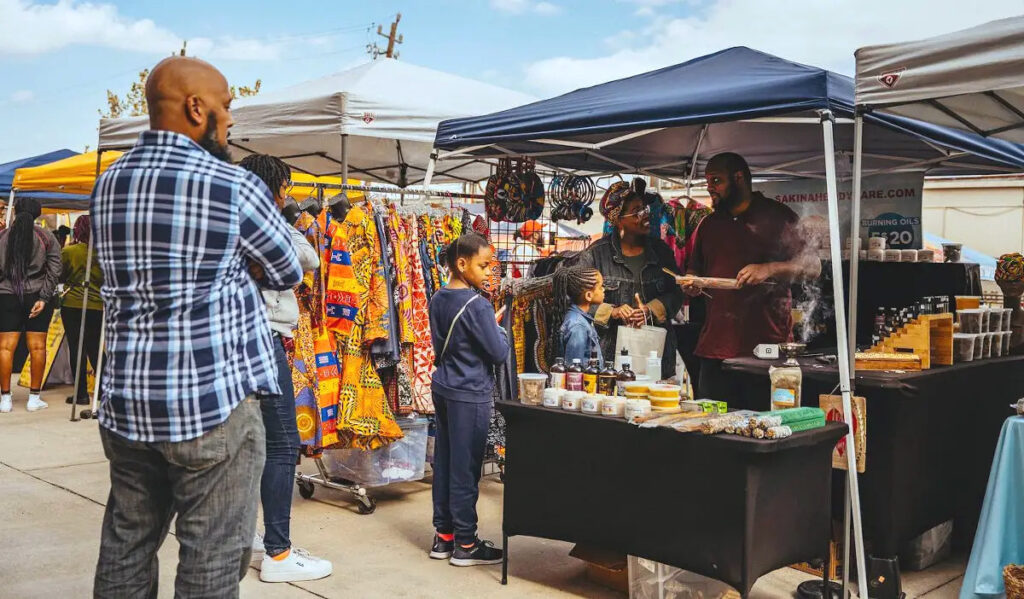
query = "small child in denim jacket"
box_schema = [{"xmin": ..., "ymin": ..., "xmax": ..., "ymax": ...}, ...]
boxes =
[{"xmin": 554, "ymin": 265, "xmax": 606, "ymax": 364}]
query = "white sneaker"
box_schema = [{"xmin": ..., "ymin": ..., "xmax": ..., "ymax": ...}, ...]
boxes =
[
  {"xmin": 26, "ymin": 396, "xmax": 48, "ymax": 412},
  {"xmin": 260, "ymin": 548, "xmax": 333, "ymax": 583},
  {"xmin": 0, "ymin": 395, "xmax": 11, "ymax": 413},
  {"xmin": 251, "ymin": 533, "xmax": 266, "ymax": 568}
]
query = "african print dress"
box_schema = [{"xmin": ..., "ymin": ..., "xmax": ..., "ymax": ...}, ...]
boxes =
[{"xmin": 324, "ymin": 205, "xmax": 403, "ymax": 450}]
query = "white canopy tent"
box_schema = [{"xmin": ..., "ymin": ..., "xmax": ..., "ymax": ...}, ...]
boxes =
[
  {"xmin": 97, "ymin": 58, "xmax": 536, "ymax": 186},
  {"xmin": 852, "ymin": 18, "xmax": 1024, "ymax": 377},
  {"xmin": 856, "ymin": 16, "xmax": 1024, "ymax": 143}
]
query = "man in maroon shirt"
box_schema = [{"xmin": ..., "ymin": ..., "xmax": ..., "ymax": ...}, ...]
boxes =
[{"xmin": 682, "ymin": 153, "xmax": 821, "ymax": 400}]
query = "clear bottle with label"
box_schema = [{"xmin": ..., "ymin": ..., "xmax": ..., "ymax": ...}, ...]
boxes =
[
  {"xmin": 549, "ymin": 357, "xmax": 567, "ymax": 390},
  {"xmin": 598, "ymin": 361, "xmax": 618, "ymax": 396},
  {"xmin": 646, "ymin": 350, "xmax": 662, "ymax": 383},
  {"xmin": 566, "ymin": 359, "xmax": 584, "ymax": 391},
  {"xmin": 583, "ymin": 352, "xmax": 600, "ymax": 394},
  {"xmin": 769, "ymin": 355, "xmax": 802, "ymax": 411}
]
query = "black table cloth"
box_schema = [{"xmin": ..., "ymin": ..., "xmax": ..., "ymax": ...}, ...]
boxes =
[
  {"xmin": 497, "ymin": 401, "xmax": 847, "ymax": 596},
  {"xmin": 722, "ymin": 355, "xmax": 1024, "ymax": 557}
]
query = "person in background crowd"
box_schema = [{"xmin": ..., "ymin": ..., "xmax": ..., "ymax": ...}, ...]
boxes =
[
  {"xmin": 682, "ymin": 152, "xmax": 819, "ymax": 400},
  {"xmin": 0, "ymin": 197, "xmax": 61, "ymax": 413},
  {"xmin": 53, "ymin": 225, "xmax": 72, "ymax": 248},
  {"xmin": 428, "ymin": 232, "xmax": 509, "ymax": 567},
  {"xmin": 91, "ymin": 56, "xmax": 302, "ymax": 599},
  {"xmin": 569, "ymin": 178, "xmax": 684, "ymax": 379},
  {"xmin": 238, "ymin": 153, "xmax": 332, "ymax": 584},
  {"xmin": 60, "ymin": 215, "xmax": 103, "ymax": 406},
  {"xmin": 511, "ymin": 220, "xmax": 545, "ymax": 278}
]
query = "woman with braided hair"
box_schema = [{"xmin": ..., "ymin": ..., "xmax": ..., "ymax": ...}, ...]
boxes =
[
  {"xmin": 239, "ymin": 154, "xmax": 332, "ymax": 583},
  {"xmin": 551, "ymin": 265, "xmax": 605, "ymax": 364},
  {"xmin": 0, "ymin": 197, "xmax": 62, "ymax": 413},
  {"xmin": 569, "ymin": 177, "xmax": 684, "ymax": 379}
]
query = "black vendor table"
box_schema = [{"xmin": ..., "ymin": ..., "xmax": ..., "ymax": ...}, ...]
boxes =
[
  {"xmin": 722, "ymin": 355, "xmax": 1024, "ymax": 558},
  {"xmin": 497, "ymin": 401, "xmax": 847, "ymax": 596}
]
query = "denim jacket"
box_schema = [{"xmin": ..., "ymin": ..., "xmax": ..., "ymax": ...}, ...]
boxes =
[
  {"xmin": 569, "ymin": 234, "xmax": 683, "ymax": 377},
  {"xmin": 560, "ymin": 304, "xmax": 604, "ymax": 365}
]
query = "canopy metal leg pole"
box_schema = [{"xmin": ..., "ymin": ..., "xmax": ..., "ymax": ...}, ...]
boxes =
[
  {"xmin": 72, "ymin": 149, "xmax": 103, "ymax": 422},
  {"xmin": 821, "ymin": 112, "xmax": 869, "ymax": 598},
  {"xmin": 81, "ymin": 312, "xmax": 105, "ymax": 420},
  {"xmin": 5, "ymin": 189, "xmax": 14, "ymax": 227},
  {"xmin": 843, "ymin": 113, "xmax": 865, "ymax": 598},
  {"xmin": 422, "ymin": 150, "xmax": 438, "ymax": 190},
  {"xmin": 684, "ymin": 123, "xmax": 709, "ymax": 197},
  {"xmin": 340, "ymin": 134, "xmax": 349, "ymax": 187}
]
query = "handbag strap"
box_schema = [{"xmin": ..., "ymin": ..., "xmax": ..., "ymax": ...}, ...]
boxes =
[{"xmin": 440, "ymin": 294, "xmax": 480, "ymax": 362}]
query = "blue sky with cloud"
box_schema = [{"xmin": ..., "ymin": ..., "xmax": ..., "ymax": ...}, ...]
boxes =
[{"xmin": 1, "ymin": 0, "xmax": 1021, "ymax": 162}]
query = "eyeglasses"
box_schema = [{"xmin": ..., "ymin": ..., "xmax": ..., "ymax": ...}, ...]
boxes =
[{"xmin": 621, "ymin": 205, "xmax": 651, "ymax": 220}]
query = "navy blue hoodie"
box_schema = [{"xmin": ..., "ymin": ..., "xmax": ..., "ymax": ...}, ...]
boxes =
[{"xmin": 429, "ymin": 287, "xmax": 510, "ymax": 403}]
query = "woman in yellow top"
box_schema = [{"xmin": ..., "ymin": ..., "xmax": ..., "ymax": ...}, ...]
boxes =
[{"xmin": 60, "ymin": 215, "xmax": 103, "ymax": 406}]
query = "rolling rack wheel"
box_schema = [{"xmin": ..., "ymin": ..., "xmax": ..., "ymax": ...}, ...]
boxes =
[
  {"xmin": 297, "ymin": 479, "xmax": 315, "ymax": 500},
  {"xmin": 357, "ymin": 497, "xmax": 377, "ymax": 515}
]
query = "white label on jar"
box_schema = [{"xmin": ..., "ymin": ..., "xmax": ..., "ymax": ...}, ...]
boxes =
[
  {"xmin": 544, "ymin": 396, "xmax": 561, "ymax": 408},
  {"xmin": 562, "ymin": 397, "xmax": 580, "ymax": 411},
  {"xmin": 582, "ymin": 397, "xmax": 601, "ymax": 413}
]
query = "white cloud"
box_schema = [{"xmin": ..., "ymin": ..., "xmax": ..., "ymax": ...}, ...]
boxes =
[
  {"xmin": 10, "ymin": 89, "xmax": 34, "ymax": 103},
  {"xmin": 0, "ymin": 0, "xmax": 284, "ymax": 60},
  {"xmin": 490, "ymin": 0, "xmax": 563, "ymax": 15},
  {"xmin": 535, "ymin": 2, "xmax": 562, "ymax": 15},
  {"xmin": 525, "ymin": 0, "xmax": 1024, "ymax": 96}
]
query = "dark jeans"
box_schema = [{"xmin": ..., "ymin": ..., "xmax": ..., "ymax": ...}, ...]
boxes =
[
  {"xmin": 61, "ymin": 306, "xmax": 103, "ymax": 400},
  {"xmin": 698, "ymin": 358, "xmax": 735, "ymax": 401},
  {"xmin": 432, "ymin": 394, "xmax": 492, "ymax": 545},
  {"xmin": 94, "ymin": 399, "xmax": 265, "ymax": 599},
  {"xmin": 258, "ymin": 335, "xmax": 301, "ymax": 557}
]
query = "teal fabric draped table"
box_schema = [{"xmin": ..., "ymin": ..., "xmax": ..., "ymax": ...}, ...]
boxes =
[{"xmin": 961, "ymin": 416, "xmax": 1024, "ymax": 599}]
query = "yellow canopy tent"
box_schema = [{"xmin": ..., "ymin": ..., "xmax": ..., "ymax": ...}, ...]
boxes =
[
  {"xmin": 290, "ymin": 172, "xmax": 364, "ymax": 203},
  {"xmin": 12, "ymin": 151, "xmax": 122, "ymax": 195}
]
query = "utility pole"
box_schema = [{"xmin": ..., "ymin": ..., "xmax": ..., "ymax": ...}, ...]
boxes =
[{"xmin": 367, "ymin": 13, "xmax": 403, "ymax": 59}]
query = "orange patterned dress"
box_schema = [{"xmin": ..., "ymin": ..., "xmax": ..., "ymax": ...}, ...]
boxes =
[{"xmin": 324, "ymin": 205, "xmax": 403, "ymax": 449}]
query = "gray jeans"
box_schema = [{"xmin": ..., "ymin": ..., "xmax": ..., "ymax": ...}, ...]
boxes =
[{"xmin": 94, "ymin": 398, "xmax": 266, "ymax": 599}]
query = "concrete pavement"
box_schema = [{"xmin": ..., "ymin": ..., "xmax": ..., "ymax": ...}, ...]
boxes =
[{"xmin": 0, "ymin": 381, "xmax": 965, "ymax": 598}]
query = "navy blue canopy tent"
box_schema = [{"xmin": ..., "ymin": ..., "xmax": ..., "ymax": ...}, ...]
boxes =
[
  {"xmin": 428, "ymin": 46, "xmax": 1024, "ymax": 596},
  {"xmin": 432, "ymin": 47, "xmax": 1024, "ymax": 181},
  {"xmin": 1, "ymin": 149, "xmax": 93, "ymax": 216}
]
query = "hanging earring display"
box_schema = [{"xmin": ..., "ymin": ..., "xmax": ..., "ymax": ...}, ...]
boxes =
[
  {"xmin": 484, "ymin": 157, "xmax": 545, "ymax": 223},
  {"xmin": 549, "ymin": 174, "xmax": 596, "ymax": 225}
]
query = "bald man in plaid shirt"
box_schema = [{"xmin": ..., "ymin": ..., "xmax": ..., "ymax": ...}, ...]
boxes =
[{"xmin": 90, "ymin": 56, "xmax": 302, "ymax": 598}]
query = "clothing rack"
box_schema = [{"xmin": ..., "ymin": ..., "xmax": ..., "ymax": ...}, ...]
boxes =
[{"xmin": 290, "ymin": 181, "xmax": 485, "ymax": 202}]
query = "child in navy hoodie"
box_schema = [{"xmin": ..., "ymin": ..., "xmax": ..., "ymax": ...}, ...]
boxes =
[{"xmin": 428, "ymin": 233, "xmax": 509, "ymax": 566}]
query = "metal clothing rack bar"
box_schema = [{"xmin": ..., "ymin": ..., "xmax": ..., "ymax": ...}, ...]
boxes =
[{"xmin": 291, "ymin": 181, "xmax": 485, "ymax": 201}]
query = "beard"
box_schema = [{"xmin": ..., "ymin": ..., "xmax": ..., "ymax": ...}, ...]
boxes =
[
  {"xmin": 199, "ymin": 114, "xmax": 232, "ymax": 163},
  {"xmin": 712, "ymin": 181, "xmax": 741, "ymax": 211}
]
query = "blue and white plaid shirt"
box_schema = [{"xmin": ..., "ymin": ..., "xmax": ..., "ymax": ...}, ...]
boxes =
[{"xmin": 92, "ymin": 131, "xmax": 302, "ymax": 442}]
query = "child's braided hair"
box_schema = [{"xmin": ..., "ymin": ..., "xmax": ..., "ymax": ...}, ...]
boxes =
[{"xmin": 549, "ymin": 264, "xmax": 601, "ymax": 360}]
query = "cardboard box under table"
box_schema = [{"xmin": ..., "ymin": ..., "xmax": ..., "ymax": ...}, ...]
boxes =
[{"xmin": 496, "ymin": 401, "xmax": 846, "ymax": 597}]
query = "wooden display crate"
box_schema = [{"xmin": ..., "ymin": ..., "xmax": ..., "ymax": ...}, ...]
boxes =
[{"xmin": 866, "ymin": 313, "xmax": 953, "ymax": 369}]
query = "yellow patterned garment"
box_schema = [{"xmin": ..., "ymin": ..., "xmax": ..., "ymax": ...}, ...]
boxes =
[
  {"xmin": 325, "ymin": 206, "xmax": 403, "ymax": 450},
  {"xmin": 386, "ymin": 204, "xmax": 415, "ymax": 344}
]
